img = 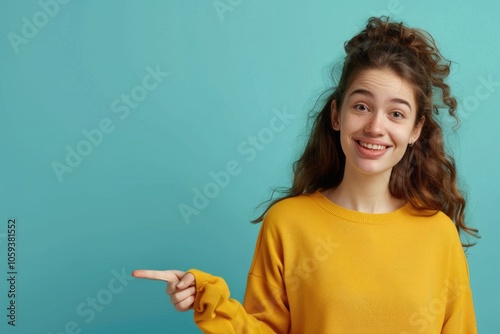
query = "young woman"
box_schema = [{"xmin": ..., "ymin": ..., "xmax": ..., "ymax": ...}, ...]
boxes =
[{"xmin": 133, "ymin": 16, "xmax": 479, "ymax": 333}]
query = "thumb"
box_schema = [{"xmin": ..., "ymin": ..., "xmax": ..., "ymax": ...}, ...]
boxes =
[{"xmin": 176, "ymin": 272, "xmax": 195, "ymax": 289}]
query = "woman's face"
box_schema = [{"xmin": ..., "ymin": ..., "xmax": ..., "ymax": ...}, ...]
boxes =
[{"xmin": 331, "ymin": 68, "xmax": 423, "ymax": 178}]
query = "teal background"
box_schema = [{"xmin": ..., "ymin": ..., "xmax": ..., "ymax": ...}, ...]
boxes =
[{"xmin": 0, "ymin": 1, "xmax": 498, "ymax": 333}]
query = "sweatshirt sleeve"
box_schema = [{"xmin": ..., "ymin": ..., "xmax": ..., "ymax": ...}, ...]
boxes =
[
  {"xmin": 441, "ymin": 234, "xmax": 478, "ymax": 334},
  {"xmin": 187, "ymin": 268, "xmax": 288, "ymax": 334},
  {"xmin": 187, "ymin": 212, "xmax": 290, "ymax": 334}
]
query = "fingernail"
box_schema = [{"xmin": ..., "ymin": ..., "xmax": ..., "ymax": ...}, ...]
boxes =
[{"xmin": 177, "ymin": 281, "xmax": 185, "ymax": 288}]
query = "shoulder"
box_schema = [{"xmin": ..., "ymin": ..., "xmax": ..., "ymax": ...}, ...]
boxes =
[
  {"xmin": 257, "ymin": 193, "xmax": 319, "ymax": 235},
  {"xmin": 408, "ymin": 207, "xmax": 464, "ymax": 247},
  {"xmin": 264, "ymin": 193, "xmax": 319, "ymax": 222}
]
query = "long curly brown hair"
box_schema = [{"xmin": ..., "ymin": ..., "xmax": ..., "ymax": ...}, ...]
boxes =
[{"xmin": 253, "ymin": 16, "xmax": 479, "ymax": 246}]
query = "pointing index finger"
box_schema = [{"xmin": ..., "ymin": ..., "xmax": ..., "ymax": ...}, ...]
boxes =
[{"xmin": 132, "ymin": 270, "xmax": 185, "ymax": 282}]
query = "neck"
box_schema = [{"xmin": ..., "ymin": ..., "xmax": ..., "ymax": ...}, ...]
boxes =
[{"xmin": 323, "ymin": 166, "xmax": 404, "ymax": 213}]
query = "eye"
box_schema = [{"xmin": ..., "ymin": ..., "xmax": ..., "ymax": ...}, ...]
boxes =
[
  {"xmin": 354, "ymin": 104, "xmax": 369, "ymax": 112},
  {"xmin": 390, "ymin": 111, "xmax": 405, "ymax": 119}
]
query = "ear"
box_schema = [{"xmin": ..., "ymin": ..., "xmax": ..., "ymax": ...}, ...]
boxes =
[
  {"xmin": 410, "ymin": 116, "xmax": 425, "ymax": 144},
  {"xmin": 330, "ymin": 99, "xmax": 340, "ymax": 131}
]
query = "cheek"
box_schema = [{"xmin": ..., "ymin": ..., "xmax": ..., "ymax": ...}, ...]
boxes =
[
  {"xmin": 338, "ymin": 124, "xmax": 358, "ymax": 157},
  {"xmin": 338, "ymin": 115, "xmax": 359, "ymax": 134},
  {"xmin": 339, "ymin": 134, "xmax": 349, "ymax": 156},
  {"xmin": 394, "ymin": 125, "xmax": 416, "ymax": 145}
]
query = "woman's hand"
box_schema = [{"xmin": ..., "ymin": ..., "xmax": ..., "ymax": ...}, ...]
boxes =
[{"xmin": 132, "ymin": 269, "xmax": 196, "ymax": 312}]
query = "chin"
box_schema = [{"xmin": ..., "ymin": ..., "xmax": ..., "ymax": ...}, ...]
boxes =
[{"xmin": 350, "ymin": 161, "xmax": 394, "ymax": 176}]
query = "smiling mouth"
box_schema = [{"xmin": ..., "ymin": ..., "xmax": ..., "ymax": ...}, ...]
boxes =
[{"xmin": 357, "ymin": 140, "xmax": 388, "ymax": 151}]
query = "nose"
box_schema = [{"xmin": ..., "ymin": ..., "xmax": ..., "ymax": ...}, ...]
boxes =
[{"xmin": 363, "ymin": 111, "xmax": 386, "ymax": 136}]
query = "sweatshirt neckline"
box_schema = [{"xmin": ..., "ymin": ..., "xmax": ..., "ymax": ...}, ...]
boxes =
[{"xmin": 309, "ymin": 190, "xmax": 414, "ymax": 225}]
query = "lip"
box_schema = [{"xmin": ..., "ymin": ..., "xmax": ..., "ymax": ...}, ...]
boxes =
[{"xmin": 353, "ymin": 139, "xmax": 391, "ymax": 158}]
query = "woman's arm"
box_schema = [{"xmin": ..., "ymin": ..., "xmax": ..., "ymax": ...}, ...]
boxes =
[
  {"xmin": 133, "ymin": 214, "xmax": 291, "ymax": 333},
  {"xmin": 188, "ymin": 269, "xmax": 289, "ymax": 334},
  {"xmin": 132, "ymin": 267, "xmax": 289, "ymax": 333},
  {"xmin": 441, "ymin": 235, "xmax": 478, "ymax": 333}
]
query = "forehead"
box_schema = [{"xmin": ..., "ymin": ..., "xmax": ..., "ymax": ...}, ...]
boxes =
[{"xmin": 346, "ymin": 68, "xmax": 416, "ymax": 106}]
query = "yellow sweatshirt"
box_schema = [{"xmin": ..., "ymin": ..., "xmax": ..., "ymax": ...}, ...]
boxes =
[{"xmin": 188, "ymin": 191, "xmax": 477, "ymax": 333}]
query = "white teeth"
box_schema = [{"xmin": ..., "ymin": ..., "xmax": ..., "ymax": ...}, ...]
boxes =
[{"xmin": 359, "ymin": 141, "xmax": 387, "ymax": 150}]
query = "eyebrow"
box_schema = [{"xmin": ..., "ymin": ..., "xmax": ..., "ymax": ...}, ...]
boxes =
[{"xmin": 348, "ymin": 89, "xmax": 412, "ymax": 111}]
